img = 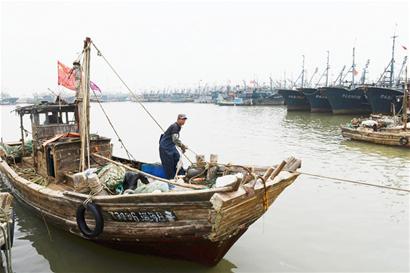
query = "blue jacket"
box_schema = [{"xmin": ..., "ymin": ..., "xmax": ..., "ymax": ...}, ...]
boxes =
[{"xmin": 159, "ymin": 122, "xmax": 181, "ymax": 151}]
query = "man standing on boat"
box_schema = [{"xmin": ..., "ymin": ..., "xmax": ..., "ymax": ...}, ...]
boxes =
[{"xmin": 159, "ymin": 114, "xmax": 188, "ymax": 179}]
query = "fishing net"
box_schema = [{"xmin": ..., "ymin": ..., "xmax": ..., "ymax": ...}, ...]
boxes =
[{"xmin": 97, "ymin": 163, "xmax": 126, "ymax": 190}]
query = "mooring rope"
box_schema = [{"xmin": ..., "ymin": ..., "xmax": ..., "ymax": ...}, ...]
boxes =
[
  {"xmin": 296, "ymin": 171, "xmax": 410, "ymax": 193},
  {"xmin": 90, "ymin": 41, "xmax": 194, "ymax": 164}
]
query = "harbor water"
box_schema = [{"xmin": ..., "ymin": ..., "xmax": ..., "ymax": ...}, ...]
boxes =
[{"xmin": 1, "ymin": 102, "xmax": 409, "ymax": 272}]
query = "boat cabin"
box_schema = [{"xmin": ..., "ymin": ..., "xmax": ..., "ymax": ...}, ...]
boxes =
[{"xmin": 16, "ymin": 101, "xmax": 111, "ymax": 183}]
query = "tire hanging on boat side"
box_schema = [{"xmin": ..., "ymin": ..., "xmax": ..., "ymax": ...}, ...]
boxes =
[
  {"xmin": 76, "ymin": 203, "xmax": 104, "ymax": 238},
  {"xmin": 399, "ymin": 137, "xmax": 408, "ymax": 146}
]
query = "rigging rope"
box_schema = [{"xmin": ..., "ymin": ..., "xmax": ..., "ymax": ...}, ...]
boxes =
[
  {"xmin": 91, "ymin": 90, "xmax": 136, "ymax": 161},
  {"xmin": 91, "ymin": 42, "xmax": 164, "ymax": 132},
  {"xmin": 296, "ymin": 171, "xmax": 410, "ymax": 193},
  {"xmin": 90, "ymin": 41, "xmax": 194, "ymax": 164}
]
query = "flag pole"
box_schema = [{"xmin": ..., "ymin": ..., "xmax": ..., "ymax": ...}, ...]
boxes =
[
  {"xmin": 79, "ymin": 37, "xmax": 92, "ymax": 171},
  {"xmin": 403, "ymin": 64, "xmax": 408, "ymax": 130}
]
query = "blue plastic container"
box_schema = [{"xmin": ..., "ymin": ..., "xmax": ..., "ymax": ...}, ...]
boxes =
[{"xmin": 141, "ymin": 163, "xmax": 167, "ymax": 179}]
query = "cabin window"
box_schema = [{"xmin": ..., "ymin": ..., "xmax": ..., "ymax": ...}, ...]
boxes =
[
  {"xmin": 46, "ymin": 112, "xmax": 60, "ymax": 124},
  {"xmin": 67, "ymin": 112, "xmax": 76, "ymax": 124},
  {"xmin": 39, "ymin": 113, "xmax": 47, "ymax": 125},
  {"xmin": 60, "ymin": 112, "xmax": 67, "ymax": 124}
]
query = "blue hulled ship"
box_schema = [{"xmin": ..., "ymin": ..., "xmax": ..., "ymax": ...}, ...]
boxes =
[
  {"xmin": 363, "ymin": 34, "xmax": 407, "ymax": 115},
  {"xmin": 279, "ymin": 55, "xmax": 311, "ymax": 111},
  {"xmin": 303, "ymin": 51, "xmax": 332, "ymax": 112},
  {"xmin": 278, "ymin": 88, "xmax": 310, "ymax": 111},
  {"xmin": 304, "ymin": 88, "xmax": 332, "ymax": 112},
  {"xmin": 323, "ymin": 48, "xmax": 372, "ymax": 115},
  {"xmin": 363, "ymin": 86, "xmax": 403, "ymax": 114},
  {"xmin": 323, "ymin": 86, "xmax": 371, "ymax": 114}
]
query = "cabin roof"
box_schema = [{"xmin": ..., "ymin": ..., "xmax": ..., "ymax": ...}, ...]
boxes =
[{"xmin": 15, "ymin": 102, "xmax": 76, "ymax": 115}]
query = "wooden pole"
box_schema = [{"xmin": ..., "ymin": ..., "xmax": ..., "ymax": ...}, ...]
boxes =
[
  {"xmin": 79, "ymin": 37, "xmax": 92, "ymax": 171},
  {"xmin": 403, "ymin": 65, "xmax": 408, "ymax": 130},
  {"xmin": 19, "ymin": 114, "xmax": 25, "ymax": 155}
]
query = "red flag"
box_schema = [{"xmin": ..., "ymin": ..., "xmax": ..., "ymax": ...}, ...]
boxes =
[
  {"xmin": 402, "ymin": 45, "xmax": 407, "ymax": 50},
  {"xmin": 90, "ymin": 81, "xmax": 101, "ymax": 92},
  {"xmin": 58, "ymin": 61, "xmax": 76, "ymax": 91},
  {"xmin": 353, "ymin": 68, "xmax": 359, "ymax": 76}
]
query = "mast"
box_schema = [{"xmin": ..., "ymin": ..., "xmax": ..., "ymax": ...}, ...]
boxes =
[
  {"xmin": 333, "ymin": 65, "xmax": 346, "ymax": 86},
  {"xmin": 396, "ymin": 56, "xmax": 408, "ymax": 87},
  {"xmin": 308, "ymin": 67, "xmax": 318, "ymax": 87},
  {"xmin": 404, "ymin": 65, "xmax": 408, "ymax": 130},
  {"xmin": 390, "ymin": 31, "xmax": 398, "ymax": 87},
  {"xmin": 325, "ymin": 50, "xmax": 330, "ymax": 86},
  {"xmin": 352, "ymin": 47, "xmax": 356, "ymax": 87},
  {"xmin": 360, "ymin": 59, "xmax": 370, "ymax": 85},
  {"xmin": 79, "ymin": 37, "xmax": 92, "ymax": 171},
  {"xmin": 314, "ymin": 52, "xmax": 330, "ymax": 88},
  {"xmin": 301, "ymin": 55, "xmax": 305, "ymax": 88}
]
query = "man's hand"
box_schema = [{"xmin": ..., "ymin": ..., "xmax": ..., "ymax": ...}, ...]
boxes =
[{"xmin": 181, "ymin": 144, "xmax": 188, "ymax": 153}]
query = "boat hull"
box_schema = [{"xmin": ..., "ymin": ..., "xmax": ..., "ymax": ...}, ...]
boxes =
[
  {"xmin": 341, "ymin": 127, "xmax": 410, "ymax": 148},
  {"xmin": 0, "ymin": 157, "xmax": 299, "ymax": 266},
  {"xmin": 304, "ymin": 88, "xmax": 332, "ymax": 113},
  {"xmin": 277, "ymin": 89, "xmax": 310, "ymax": 111},
  {"xmin": 361, "ymin": 86, "xmax": 403, "ymax": 115},
  {"xmin": 322, "ymin": 87, "xmax": 372, "ymax": 115}
]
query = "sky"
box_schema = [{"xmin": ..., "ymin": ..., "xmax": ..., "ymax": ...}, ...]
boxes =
[{"xmin": 1, "ymin": 0, "xmax": 409, "ymax": 96}]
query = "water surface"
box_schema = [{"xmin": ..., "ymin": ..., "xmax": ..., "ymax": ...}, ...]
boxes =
[{"xmin": 1, "ymin": 102, "xmax": 409, "ymax": 272}]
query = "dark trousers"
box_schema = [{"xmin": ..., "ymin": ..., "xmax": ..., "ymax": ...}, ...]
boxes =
[{"xmin": 159, "ymin": 146, "xmax": 180, "ymax": 179}]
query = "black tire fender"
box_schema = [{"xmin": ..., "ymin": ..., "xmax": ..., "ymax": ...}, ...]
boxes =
[
  {"xmin": 399, "ymin": 137, "xmax": 408, "ymax": 146},
  {"xmin": 76, "ymin": 203, "xmax": 104, "ymax": 238}
]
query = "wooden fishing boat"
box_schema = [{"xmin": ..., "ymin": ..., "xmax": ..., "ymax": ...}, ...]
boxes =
[
  {"xmin": 0, "ymin": 37, "xmax": 302, "ymax": 266},
  {"xmin": 341, "ymin": 64, "xmax": 409, "ymax": 148},
  {"xmin": 341, "ymin": 125, "xmax": 410, "ymax": 148}
]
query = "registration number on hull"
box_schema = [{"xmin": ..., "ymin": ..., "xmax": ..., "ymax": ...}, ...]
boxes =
[{"xmin": 108, "ymin": 210, "xmax": 177, "ymax": 223}]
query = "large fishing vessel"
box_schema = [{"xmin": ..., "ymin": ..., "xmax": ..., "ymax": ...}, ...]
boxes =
[
  {"xmin": 278, "ymin": 55, "xmax": 311, "ymax": 111},
  {"xmin": 341, "ymin": 69, "xmax": 409, "ymax": 148},
  {"xmin": 303, "ymin": 51, "xmax": 332, "ymax": 113},
  {"xmin": 363, "ymin": 34, "xmax": 407, "ymax": 115},
  {"xmin": 323, "ymin": 48, "xmax": 372, "ymax": 115},
  {"xmin": 0, "ymin": 37, "xmax": 302, "ymax": 266}
]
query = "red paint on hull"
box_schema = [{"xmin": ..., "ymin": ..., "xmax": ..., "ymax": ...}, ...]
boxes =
[{"xmin": 96, "ymin": 228, "xmax": 248, "ymax": 266}]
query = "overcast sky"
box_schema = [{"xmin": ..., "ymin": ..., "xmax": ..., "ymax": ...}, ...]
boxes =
[{"xmin": 1, "ymin": 0, "xmax": 409, "ymax": 96}]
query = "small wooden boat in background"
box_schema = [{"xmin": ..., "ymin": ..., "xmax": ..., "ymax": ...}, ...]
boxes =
[
  {"xmin": 0, "ymin": 37, "xmax": 302, "ymax": 266},
  {"xmin": 341, "ymin": 74, "xmax": 409, "ymax": 148}
]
